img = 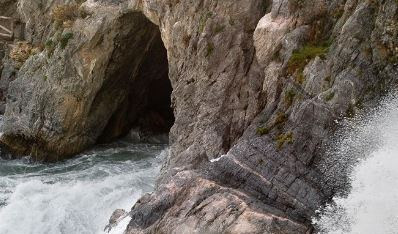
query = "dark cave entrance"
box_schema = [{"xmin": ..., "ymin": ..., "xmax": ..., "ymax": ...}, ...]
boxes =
[{"xmin": 97, "ymin": 12, "xmax": 174, "ymax": 144}]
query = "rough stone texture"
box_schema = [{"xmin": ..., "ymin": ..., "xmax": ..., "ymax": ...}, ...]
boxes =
[
  {"xmin": 104, "ymin": 208, "xmax": 128, "ymax": 233},
  {"xmin": 1, "ymin": 0, "xmax": 267, "ymax": 162},
  {"xmin": 0, "ymin": 0, "xmax": 19, "ymax": 114},
  {"xmin": 0, "ymin": 0, "xmax": 17, "ymax": 17},
  {"xmin": 131, "ymin": 0, "xmax": 267, "ymax": 165},
  {"xmin": 0, "ymin": 53, "xmax": 18, "ymax": 114},
  {"xmin": 0, "ymin": 0, "xmax": 397, "ymax": 233},
  {"xmin": 0, "ymin": 42, "xmax": 6, "ymax": 112},
  {"xmin": 1, "ymin": 1, "xmax": 176, "ymax": 160},
  {"xmin": 127, "ymin": 0, "xmax": 398, "ymax": 233}
]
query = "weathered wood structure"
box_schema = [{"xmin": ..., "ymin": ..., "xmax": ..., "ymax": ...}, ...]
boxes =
[{"xmin": 0, "ymin": 16, "xmax": 24, "ymax": 41}]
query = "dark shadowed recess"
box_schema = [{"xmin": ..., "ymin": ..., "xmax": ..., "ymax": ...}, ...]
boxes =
[{"xmin": 97, "ymin": 12, "xmax": 174, "ymax": 144}]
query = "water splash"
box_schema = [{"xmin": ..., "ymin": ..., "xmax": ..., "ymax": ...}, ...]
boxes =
[
  {"xmin": 0, "ymin": 142, "xmax": 167, "ymax": 234},
  {"xmin": 314, "ymin": 95, "xmax": 398, "ymax": 233}
]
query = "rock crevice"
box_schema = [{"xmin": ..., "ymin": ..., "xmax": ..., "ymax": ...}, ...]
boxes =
[{"xmin": 0, "ymin": 0, "xmax": 397, "ymax": 233}]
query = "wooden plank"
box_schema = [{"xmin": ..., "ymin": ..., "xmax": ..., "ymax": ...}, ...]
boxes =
[
  {"xmin": 0, "ymin": 16, "xmax": 19, "ymax": 40},
  {"xmin": 0, "ymin": 25, "xmax": 12, "ymax": 34},
  {"xmin": 0, "ymin": 16, "xmax": 12, "ymax": 20},
  {"xmin": 0, "ymin": 15, "xmax": 14, "ymax": 40},
  {"xmin": 0, "ymin": 16, "xmax": 13, "ymax": 30},
  {"xmin": 0, "ymin": 32, "xmax": 12, "ymax": 40},
  {"xmin": 0, "ymin": 32, "xmax": 11, "ymax": 37}
]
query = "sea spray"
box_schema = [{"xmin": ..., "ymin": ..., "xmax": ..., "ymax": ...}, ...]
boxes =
[
  {"xmin": 0, "ymin": 142, "xmax": 167, "ymax": 234},
  {"xmin": 314, "ymin": 94, "xmax": 398, "ymax": 233}
]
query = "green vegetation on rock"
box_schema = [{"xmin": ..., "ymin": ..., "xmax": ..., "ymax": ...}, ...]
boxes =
[
  {"xmin": 275, "ymin": 132, "xmax": 293, "ymax": 149},
  {"xmin": 45, "ymin": 39, "xmax": 56, "ymax": 57},
  {"xmin": 288, "ymin": 44, "xmax": 329, "ymax": 73},
  {"xmin": 257, "ymin": 112, "xmax": 288, "ymax": 136},
  {"xmin": 205, "ymin": 42, "xmax": 214, "ymax": 57},
  {"xmin": 284, "ymin": 89, "xmax": 296, "ymax": 107},
  {"xmin": 324, "ymin": 91, "xmax": 335, "ymax": 101},
  {"xmin": 287, "ymin": 42, "xmax": 331, "ymax": 84},
  {"xmin": 256, "ymin": 126, "xmax": 270, "ymax": 135},
  {"xmin": 60, "ymin": 32, "xmax": 74, "ymax": 49},
  {"xmin": 199, "ymin": 11, "xmax": 213, "ymax": 33}
]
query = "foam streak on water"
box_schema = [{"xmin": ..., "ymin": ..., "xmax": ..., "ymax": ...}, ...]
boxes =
[
  {"xmin": 0, "ymin": 141, "xmax": 167, "ymax": 234},
  {"xmin": 314, "ymin": 95, "xmax": 398, "ymax": 234}
]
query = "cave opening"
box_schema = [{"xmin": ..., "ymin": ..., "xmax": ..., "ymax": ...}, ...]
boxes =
[{"xmin": 97, "ymin": 12, "xmax": 174, "ymax": 144}]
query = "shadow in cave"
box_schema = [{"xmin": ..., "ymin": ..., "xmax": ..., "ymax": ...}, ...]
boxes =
[{"xmin": 96, "ymin": 12, "xmax": 174, "ymax": 145}]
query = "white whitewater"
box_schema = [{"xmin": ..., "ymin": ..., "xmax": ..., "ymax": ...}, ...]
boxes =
[
  {"xmin": 0, "ymin": 141, "xmax": 167, "ymax": 234},
  {"xmin": 314, "ymin": 94, "xmax": 398, "ymax": 233}
]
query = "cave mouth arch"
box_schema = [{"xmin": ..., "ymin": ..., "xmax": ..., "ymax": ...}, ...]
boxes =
[{"xmin": 96, "ymin": 12, "xmax": 174, "ymax": 144}]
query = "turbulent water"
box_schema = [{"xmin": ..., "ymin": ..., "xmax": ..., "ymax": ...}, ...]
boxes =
[
  {"xmin": 0, "ymin": 141, "xmax": 167, "ymax": 234},
  {"xmin": 314, "ymin": 94, "xmax": 398, "ymax": 233},
  {"xmin": 2, "ymin": 102, "xmax": 398, "ymax": 234}
]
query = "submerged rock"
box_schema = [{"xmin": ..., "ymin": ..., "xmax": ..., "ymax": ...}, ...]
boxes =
[
  {"xmin": 104, "ymin": 209, "xmax": 128, "ymax": 233},
  {"xmin": 125, "ymin": 127, "xmax": 169, "ymax": 144}
]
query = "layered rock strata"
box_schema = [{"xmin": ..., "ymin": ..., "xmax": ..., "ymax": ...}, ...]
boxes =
[{"xmin": 0, "ymin": 0, "xmax": 397, "ymax": 233}]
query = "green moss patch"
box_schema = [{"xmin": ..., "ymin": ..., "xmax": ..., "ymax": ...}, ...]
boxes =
[
  {"xmin": 205, "ymin": 42, "xmax": 214, "ymax": 57},
  {"xmin": 256, "ymin": 126, "xmax": 270, "ymax": 135},
  {"xmin": 288, "ymin": 45, "xmax": 329, "ymax": 74},
  {"xmin": 284, "ymin": 89, "xmax": 296, "ymax": 107},
  {"xmin": 257, "ymin": 112, "xmax": 288, "ymax": 136},
  {"xmin": 199, "ymin": 11, "xmax": 213, "ymax": 33},
  {"xmin": 60, "ymin": 32, "xmax": 74, "ymax": 49},
  {"xmin": 275, "ymin": 132, "xmax": 293, "ymax": 149}
]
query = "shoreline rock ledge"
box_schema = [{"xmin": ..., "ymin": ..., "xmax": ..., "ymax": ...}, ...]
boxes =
[{"xmin": 0, "ymin": 0, "xmax": 397, "ymax": 233}]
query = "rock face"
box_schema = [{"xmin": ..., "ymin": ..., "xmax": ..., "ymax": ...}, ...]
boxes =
[
  {"xmin": 0, "ymin": 0, "xmax": 398, "ymax": 233},
  {"xmin": 0, "ymin": 51, "xmax": 17, "ymax": 114},
  {"xmin": 104, "ymin": 209, "xmax": 128, "ymax": 233},
  {"xmin": 0, "ymin": 0, "xmax": 19, "ymax": 114},
  {"xmin": 1, "ymin": 1, "xmax": 175, "ymax": 160},
  {"xmin": 125, "ymin": 0, "xmax": 398, "ymax": 233},
  {"xmin": 0, "ymin": 0, "xmax": 17, "ymax": 17}
]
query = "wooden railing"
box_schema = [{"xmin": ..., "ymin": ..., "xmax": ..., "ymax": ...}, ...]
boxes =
[{"xmin": 0, "ymin": 16, "xmax": 14, "ymax": 40}]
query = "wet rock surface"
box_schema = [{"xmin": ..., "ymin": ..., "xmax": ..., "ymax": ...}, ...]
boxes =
[
  {"xmin": 0, "ymin": 0, "xmax": 397, "ymax": 233},
  {"xmin": 104, "ymin": 209, "xmax": 128, "ymax": 233},
  {"xmin": 1, "ymin": 3, "xmax": 174, "ymax": 160},
  {"xmin": 126, "ymin": 1, "xmax": 398, "ymax": 233}
]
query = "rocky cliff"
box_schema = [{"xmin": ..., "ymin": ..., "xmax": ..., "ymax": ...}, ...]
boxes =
[
  {"xmin": 0, "ymin": 0, "xmax": 397, "ymax": 233},
  {"xmin": 0, "ymin": 0, "xmax": 17, "ymax": 113}
]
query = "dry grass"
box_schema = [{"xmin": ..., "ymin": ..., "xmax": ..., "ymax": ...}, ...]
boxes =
[
  {"xmin": 10, "ymin": 42, "xmax": 39, "ymax": 65},
  {"xmin": 256, "ymin": 112, "xmax": 288, "ymax": 136},
  {"xmin": 63, "ymin": 20, "xmax": 74, "ymax": 28},
  {"xmin": 51, "ymin": 4, "xmax": 80, "ymax": 25},
  {"xmin": 275, "ymin": 132, "xmax": 293, "ymax": 149}
]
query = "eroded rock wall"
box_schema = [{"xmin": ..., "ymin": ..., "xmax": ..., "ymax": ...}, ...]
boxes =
[
  {"xmin": 127, "ymin": 0, "xmax": 398, "ymax": 233},
  {"xmin": 0, "ymin": 0, "xmax": 17, "ymax": 17},
  {"xmin": 0, "ymin": 0, "xmax": 397, "ymax": 233},
  {"xmin": 0, "ymin": 1, "xmax": 175, "ymax": 160},
  {"xmin": 1, "ymin": 0, "xmax": 268, "ymax": 161},
  {"xmin": 131, "ymin": 0, "xmax": 268, "ymax": 167},
  {"xmin": 0, "ymin": 0, "xmax": 19, "ymax": 114}
]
